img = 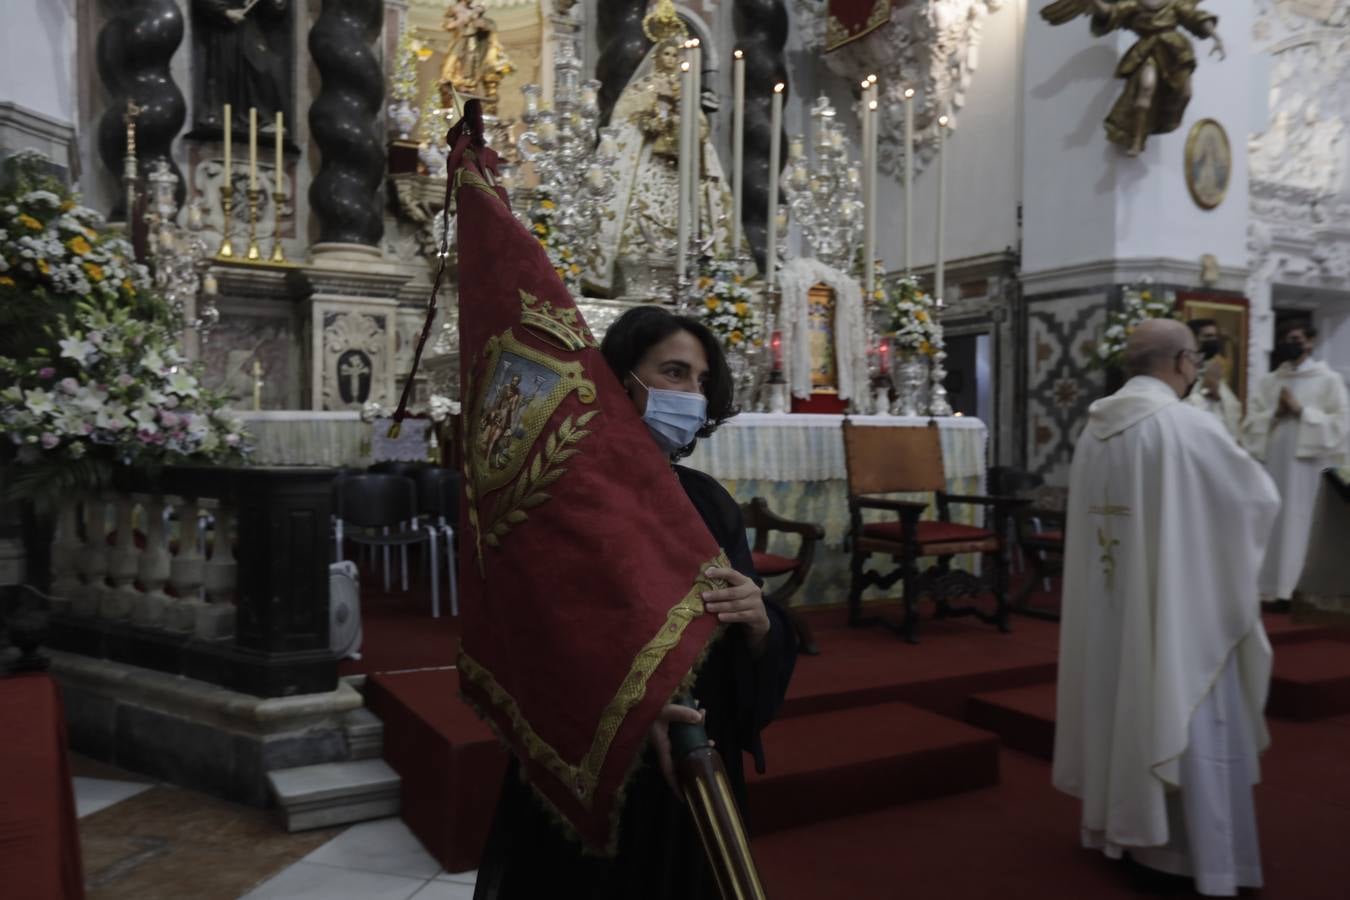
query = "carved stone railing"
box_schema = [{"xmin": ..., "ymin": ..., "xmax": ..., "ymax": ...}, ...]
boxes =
[{"xmin": 45, "ymin": 466, "xmax": 338, "ymax": 698}]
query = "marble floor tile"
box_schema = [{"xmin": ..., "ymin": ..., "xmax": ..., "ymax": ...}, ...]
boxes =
[
  {"xmin": 239, "ymin": 862, "xmax": 427, "ymax": 900},
  {"xmin": 74, "ymin": 777, "xmax": 155, "ymax": 819},
  {"xmin": 435, "ymin": 868, "xmax": 478, "ymax": 885},
  {"xmin": 410, "ymin": 879, "xmax": 477, "ymax": 900},
  {"xmin": 302, "ymin": 817, "xmax": 441, "ymax": 880}
]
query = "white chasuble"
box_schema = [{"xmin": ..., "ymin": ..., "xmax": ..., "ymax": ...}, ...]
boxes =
[
  {"xmin": 1241, "ymin": 359, "xmax": 1350, "ymax": 600},
  {"xmin": 1185, "ymin": 378, "xmax": 1242, "ymax": 440},
  {"xmin": 1053, "ymin": 376, "xmax": 1280, "ymax": 892}
]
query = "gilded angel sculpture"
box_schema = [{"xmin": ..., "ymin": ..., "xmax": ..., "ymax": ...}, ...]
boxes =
[
  {"xmin": 1041, "ymin": 0, "xmax": 1225, "ymax": 156},
  {"xmin": 439, "ymin": 0, "xmax": 514, "ymax": 114}
]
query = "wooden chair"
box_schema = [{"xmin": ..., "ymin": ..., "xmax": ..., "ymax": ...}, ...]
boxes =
[
  {"xmin": 741, "ymin": 497, "xmax": 826, "ymax": 655},
  {"xmin": 841, "ymin": 420, "xmax": 1025, "ymax": 642},
  {"xmin": 1011, "ymin": 486, "xmax": 1066, "ymax": 620}
]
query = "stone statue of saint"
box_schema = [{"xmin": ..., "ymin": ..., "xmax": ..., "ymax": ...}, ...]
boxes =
[
  {"xmin": 584, "ymin": 36, "xmax": 734, "ymax": 297},
  {"xmin": 439, "ymin": 1, "xmax": 514, "ymax": 115},
  {"xmin": 1040, "ymin": 0, "xmax": 1225, "ymax": 156},
  {"xmin": 191, "ymin": 0, "xmax": 293, "ymax": 137}
]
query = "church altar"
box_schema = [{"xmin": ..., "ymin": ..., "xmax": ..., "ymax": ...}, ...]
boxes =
[
  {"xmin": 684, "ymin": 413, "xmax": 989, "ymax": 604},
  {"xmin": 236, "ymin": 411, "xmax": 366, "ymax": 467}
]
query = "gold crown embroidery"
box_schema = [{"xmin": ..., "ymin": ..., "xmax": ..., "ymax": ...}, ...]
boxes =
[
  {"xmin": 642, "ymin": 0, "xmax": 687, "ymax": 42},
  {"xmin": 519, "ymin": 290, "xmax": 598, "ymax": 351}
]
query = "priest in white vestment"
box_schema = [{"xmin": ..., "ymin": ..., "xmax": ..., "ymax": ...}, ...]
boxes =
[
  {"xmin": 1054, "ymin": 319, "xmax": 1281, "ymax": 897},
  {"xmin": 1241, "ymin": 321, "xmax": 1350, "ymax": 604},
  {"xmin": 1184, "ymin": 319, "xmax": 1242, "ymax": 439}
]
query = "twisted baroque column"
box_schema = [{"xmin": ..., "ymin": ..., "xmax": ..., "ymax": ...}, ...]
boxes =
[
  {"xmin": 733, "ymin": 0, "xmax": 789, "ymax": 270},
  {"xmin": 96, "ymin": 0, "xmax": 187, "ymax": 217},
  {"xmin": 595, "ymin": 0, "xmax": 649, "ymax": 127},
  {"xmin": 309, "ymin": 0, "xmax": 386, "ymax": 247}
]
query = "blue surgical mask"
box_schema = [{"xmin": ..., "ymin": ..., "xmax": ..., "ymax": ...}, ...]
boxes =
[{"xmin": 630, "ymin": 372, "xmax": 707, "ymax": 455}]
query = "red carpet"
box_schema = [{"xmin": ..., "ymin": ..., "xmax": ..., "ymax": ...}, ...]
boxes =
[
  {"xmin": 353, "ymin": 592, "xmax": 1350, "ymax": 891},
  {"xmin": 1267, "ymin": 639, "xmax": 1350, "ymax": 720}
]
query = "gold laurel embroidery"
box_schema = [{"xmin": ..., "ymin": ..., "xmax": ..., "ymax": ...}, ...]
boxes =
[
  {"xmin": 460, "ymin": 364, "xmax": 488, "ymax": 576},
  {"xmin": 459, "ymin": 551, "xmax": 730, "ymax": 806},
  {"xmin": 456, "ymin": 167, "xmax": 507, "ymax": 205},
  {"xmin": 483, "ymin": 410, "xmax": 599, "ymax": 548}
]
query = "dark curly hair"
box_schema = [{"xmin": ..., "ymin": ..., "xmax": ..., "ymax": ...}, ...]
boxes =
[{"xmin": 599, "ymin": 306, "xmax": 739, "ymax": 458}]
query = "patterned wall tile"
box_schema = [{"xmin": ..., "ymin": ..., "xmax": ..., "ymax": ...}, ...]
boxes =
[{"xmin": 1025, "ymin": 294, "xmax": 1106, "ymax": 484}]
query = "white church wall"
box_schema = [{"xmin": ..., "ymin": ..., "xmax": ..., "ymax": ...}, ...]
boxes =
[{"xmin": 0, "ymin": 0, "xmax": 78, "ymax": 128}]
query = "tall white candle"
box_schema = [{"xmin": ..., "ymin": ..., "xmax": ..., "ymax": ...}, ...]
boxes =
[
  {"xmin": 676, "ymin": 59, "xmax": 692, "ymax": 282},
  {"xmin": 861, "ymin": 81, "xmax": 874, "ymax": 295},
  {"xmin": 732, "ymin": 50, "xmax": 745, "ymax": 256},
  {"xmin": 903, "ymin": 87, "xmax": 915, "ymax": 272},
  {"xmin": 935, "ymin": 113, "xmax": 949, "ymax": 304},
  {"xmin": 248, "ymin": 107, "xmax": 258, "ymax": 192},
  {"xmin": 765, "ymin": 82, "xmax": 785, "ymax": 291},
  {"xmin": 222, "ymin": 103, "xmax": 232, "ymax": 180},
  {"xmin": 690, "ymin": 40, "xmax": 702, "ymax": 245},
  {"xmin": 866, "ymin": 98, "xmax": 879, "ymax": 298}
]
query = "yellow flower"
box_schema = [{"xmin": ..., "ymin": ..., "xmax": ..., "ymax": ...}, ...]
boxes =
[
  {"xmin": 18, "ymin": 214, "xmax": 42, "ymax": 231},
  {"xmin": 0, "ymin": 275, "xmax": 14, "ymax": 287},
  {"xmin": 734, "ymin": 302, "xmax": 749, "ymax": 316},
  {"xmin": 60, "ymin": 200, "xmax": 74, "ymax": 211},
  {"xmin": 570, "ymin": 264, "xmax": 580, "ymax": 274},
  {"xmin": 733, "ymin": 275, "xmax": 743, "ymax": 284},
  {"xmin": 698, "ymin": 276, "xmax": 712, "ymax": 289},
  {"xmin": 67, "ymin": 236, "xmax": 92, "ymax": 256},
  {"xmin": 533, "ymin": 223, "xmax": 547, "ymax": 235},
  {"xmin": 916, "ymin": 310, "xmax": 928, "ymax": 322},
  {"xmin": 121, "ymin": 277, "xmax": 135, "ymax": 295},
  {"xmin": 37, "ymin": 259, "xmax": 50, "ymax": 275},
  {"xmin": 729, "ymin": 331, "xmax": 744, "ymax": 345},
  {"xmin": 83, "ymin": 262, "xmax": 104, "ymax": 281},
  {"xmin": 540, "ymin": 199, "xmax": 555, "ymax": 210},
  {"xmin": 920, "ymin": 340, "xmax": 933, "ymax": 356},
  {"xmin": 1140, "ymin": 290, "xmax": 1152, "ymax": 301},
  {"xmin": 705, "ymin": 298, "xmax": 720, "ymax": 310}
]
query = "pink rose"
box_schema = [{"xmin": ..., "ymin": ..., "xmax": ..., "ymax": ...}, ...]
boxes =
[
  {"xmin": 40, "ymin": 433, "xmax": 59, "ymax": 449},
  {"xmin": 224, "ymin": 433, "xmax": 240, "ymax": 446},
  {"xmin": 38, "ymin": 367, "xmax": 55, "ymax": 379},
  {"xmin": 59, "ymin": 377, "xmax": 79, "ymax": 394},
  {"xmin": 160, "ymin": 411, "xmax": 180, "ymax": 428},
  {"xmin": 117, "ymin": 374, "xmax": 135, "ymax": 388}
]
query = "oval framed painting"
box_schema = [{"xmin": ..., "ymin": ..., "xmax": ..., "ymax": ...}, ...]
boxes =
[{"xmin": 1185, "ymin": 118, "xmax": 1231, "ymax": 210}]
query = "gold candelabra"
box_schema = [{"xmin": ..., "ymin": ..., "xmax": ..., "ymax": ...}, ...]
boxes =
[
  {"xmin": 217, "ymin": 184, "xmax": 236, "ymax": 258},
  {"xmin": 270, "ymin": 191, "xmax": 287, "ymax": 263},
  {"xmin": 245, "ymin": 188, "xmax": 262, "ymax": 261}
]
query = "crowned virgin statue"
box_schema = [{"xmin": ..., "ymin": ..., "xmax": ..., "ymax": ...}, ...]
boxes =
[{"xmin": 585, "ymin": 15, "xmax": 734, "ymax": 297}]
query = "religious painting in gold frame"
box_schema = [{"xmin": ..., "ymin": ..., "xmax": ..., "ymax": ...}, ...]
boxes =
[
  {"xmin": 1184, "ymin": 119, "xmax": 1231, "ymax": 210},
  {"xmin": 1176, "ymin": 291, "xmax": 1249, "ymax": 407},
  {"xmin": 807, "ymin": 283, "xmax": 839, "ymax": 392}
]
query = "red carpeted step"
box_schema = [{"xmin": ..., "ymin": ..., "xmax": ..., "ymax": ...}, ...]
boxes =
[
  {"xmin": 966, "ymin": 683, "xmax": 1057, "ymax": 761},
  {"xmin": 1268, "ymin": 640, "xmax": 1350, "ymax": 720},
  {"xmin": 746, "ymin": 702, "xmax": 999, "ymax": 836},
  {"xmin": 366, "ymin": 669, "xmax": 507, "ymax": 874}
]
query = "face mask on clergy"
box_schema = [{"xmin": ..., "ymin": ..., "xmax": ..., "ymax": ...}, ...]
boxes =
[
  {"xmin": 1199, "ymin": 338, "xmax": 1221, "ymax": 359},
  {"xmin": 630, "ymin": 372, "xmax": 707, "ymax": 455}
]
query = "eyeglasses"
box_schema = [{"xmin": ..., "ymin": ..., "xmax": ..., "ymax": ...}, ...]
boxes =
[{"xmin": 1177, "ymin": 349, "xmax": 1204, "ymax": 366}]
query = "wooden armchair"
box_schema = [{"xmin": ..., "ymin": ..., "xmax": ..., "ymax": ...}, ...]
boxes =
[
  {"xmin": 741, "ymin": 497, "xmax": 826, "ymax": 655},
  {"xmin": 841, "ymin": 420, "xmax": 1026, "ymax": 643},
  {"xmin": 1011, "ymin": 486, "xmax": 1067, "ymax": 620}
]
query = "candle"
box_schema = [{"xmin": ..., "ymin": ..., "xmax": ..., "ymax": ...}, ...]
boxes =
[
  {"xmin": 789, "ymin": 136, "xmax": 804, "ymax": 159},
  {"xmin": 771, "ymin": 330, "xmax": 783, "ymax": 371},
  {"xmin": 222, "ymin": 103, "xmax": 232, "ymax": 182},
  {"xmin": 732, "ymin": 50, "xmax": 745, "ymax": 256},
  {"xmin": 188, "ymin": 203, "xmax": 203, "ymax": 230},
  {"xmin": 903, "ymin": 87, "xmax": 915, "ymax": 272},
  {"xmin": 935, "ymin": 113, "xmax": 949, "ymax": 304},
  {"xmin": 252, "ymin": 360, "xmax": 263, "ymax": 412},
  {"xmin": 274, "ymin": 111, "xmax": 284, "ymax": 195},
  {"xmin": 879, "ymin": 338, "xmax": 890, "ymax": 375},
  {"xmin": 766, "ymin": 82, "xmax": 784, "ymax": 291},
  {"xmin": 598, "ymin": 127, "xmax": 619, "ymax": 159},
  {"xmin": 690, "ymin": 40, "xmax": 702, "ymax": 245},
  {"xmin": 861, "ymin": 81, "xmax": 874, "ymax": 295},
  {"xmin": 203, "ymin": 273, "xmax": 219, "ymax": 295},
  {"xmin": 867, "ymin": 98, "xmax": 879, "ymax": 293},
  {"xmin": 248, "ymin": 107, "xmax": 258, "ymax": 192},
  {"xmin": 676, "ymin": 59, "xmax": 692, "ymax": 282}
]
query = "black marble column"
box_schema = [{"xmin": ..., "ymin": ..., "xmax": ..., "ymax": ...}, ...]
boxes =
[
  {"xmin": 308, "ymin": 0, "xmax": 385, "ymax": 246},
  {"xmin": 596, "ymin": 0, "xmax": 649, "ymax": 127},
  {"xmin": 96, "ymin": 0, "xmax": 188, "ymax": 217},
  {"xmin": 734, "ymin": 0, "xmax": 790, "ymax": 270}
]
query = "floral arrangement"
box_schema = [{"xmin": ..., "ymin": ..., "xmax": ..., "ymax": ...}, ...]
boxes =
[
  {"xmin": 876, "ymin": 274, "xmax": 942, "ymax": 357},
  {"xmin": 696, "ymin": 259, "xmax": 761, "ymax": 350},
  {"xmin": 390, "ymin": 28, "xmax": 434, "ymax": 108},
  {"xmin": 528, "ymin": 188, "xmax": 581, "ymax": 294},
  {"xmin": 0, "ymin": 152, "xmax": 249, "ymax": 506},
  {"xmin": 1093, "ymin": 280, "xmax": 1177, "ymax": 370}
]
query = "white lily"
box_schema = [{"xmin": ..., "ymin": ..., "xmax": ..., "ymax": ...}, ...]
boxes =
[{"xmin": 59, "ymin": 335, "xmax": 97, "ymax": 366}]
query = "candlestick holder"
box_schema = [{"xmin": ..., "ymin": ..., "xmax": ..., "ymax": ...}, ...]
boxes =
[
  {"xmin": 269, "ymin": 191, "xmax": 287, "ymax": 264},
  {"xmin": 245, "ymin": 188, "xmax": 262, "ymax": 261},
  {"xmin": 217, "ymin": 184, "xmax": 236, "ymax": 258},
  {"xmin": 927, "ymin": 347, "xmax": 954, "ymax": 416}
]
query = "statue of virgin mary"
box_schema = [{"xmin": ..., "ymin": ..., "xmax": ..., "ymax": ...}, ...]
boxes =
[{"xmin": 584, "ymin": 36, "xmax": 735, "ymax": 297}]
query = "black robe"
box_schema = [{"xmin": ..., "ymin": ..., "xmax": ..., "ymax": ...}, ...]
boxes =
[{"xmin": 473, "ymin": 465, "xmax": 797, "ymax": 899}]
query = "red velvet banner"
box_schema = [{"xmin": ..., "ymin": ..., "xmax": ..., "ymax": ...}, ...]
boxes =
[
  {"xmin": 447, "ymin": 111, "xmax": 726, "ymax": 853},
  {"xmin": 826, "ymin": 0, "xmax": 893, "ymax": 51}
]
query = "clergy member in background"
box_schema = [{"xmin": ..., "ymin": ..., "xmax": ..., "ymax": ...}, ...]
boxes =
[
  {"xmin": 1241, "ymin": 321, "xmax": 1350, "ymax": 607},
  {"xmin": 1185, "ymin": 318, "xmax": 1242, "ymax": 439},
  {"xmin": 1054, "ymin": 319, "xmax": 1280, "ymax": 897}
]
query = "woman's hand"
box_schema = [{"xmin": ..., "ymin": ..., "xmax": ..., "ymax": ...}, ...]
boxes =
[
  {"xmin": 702, "ymin": 566, "xmax": 770, "ymax": 653},
  {"xmin": 649, "ymin": 703, "xmax": 706, "ymax": 795}
]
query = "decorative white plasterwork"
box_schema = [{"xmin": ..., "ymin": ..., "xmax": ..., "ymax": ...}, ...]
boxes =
[
  {"xmin": 1246, "ymin": 0, "xmax": 1350, "ymax": 388},
  {"xmin": 796, "ymin": 0, "xmax": 1003, "ymax": 176}
]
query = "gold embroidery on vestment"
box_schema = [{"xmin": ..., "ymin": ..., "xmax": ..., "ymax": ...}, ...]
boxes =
[{"xmin": 458, "ymin": 552, "xmax": 730, "ymax": 806}]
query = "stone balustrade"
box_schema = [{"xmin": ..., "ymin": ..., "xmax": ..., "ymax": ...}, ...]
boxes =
[{"xmin": 45, "ymin": 466, "xmax": 339, "ymax": 698}]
